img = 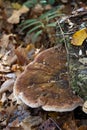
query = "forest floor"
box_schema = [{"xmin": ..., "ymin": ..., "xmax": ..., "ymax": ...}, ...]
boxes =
[{"xmin": 0, "ymin": 0, "xmax": 87, "ymax": 130}]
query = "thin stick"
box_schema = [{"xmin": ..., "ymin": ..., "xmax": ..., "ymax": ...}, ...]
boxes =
[
  {"xmin": 57, "ymin": 20, "xmax": 69, "ymax": 54},
  {"xmin": 56, "ymin": 20, "xmax": 70, "ymax": 87},
  {"xmin": 49, "ymin": 118, "xmax": 62, "ymax": 130}
]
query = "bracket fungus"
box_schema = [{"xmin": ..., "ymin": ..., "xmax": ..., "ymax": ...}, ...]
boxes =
[{"xmin": 14, "ymin": 45, "xmax": 83, "ymax": 112}]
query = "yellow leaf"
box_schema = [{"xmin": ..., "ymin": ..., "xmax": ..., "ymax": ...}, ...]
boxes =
[
  {"xmin": 25, "ymin": 44, "xmax": 35, "ymax": 52},
  {"xmin": 12, "ymin": 2, "xmax": 22, "ymax": 10},
  {"xmin": 71, "ymin": 28, "xmax": 87, "ymax": 46}
]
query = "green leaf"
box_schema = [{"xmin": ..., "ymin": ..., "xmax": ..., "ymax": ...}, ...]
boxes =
[
  {"xmin": 48, "ymin": 0, "xmax": 55, "ymax": 5},
  {"xmin": 23, "ymin": 0, "xmax": 38, "ymax": 8},
  {"xmin": 32, "ymin": 30, "xmax": 43, "ymax": 43},
  {"xmin": 33, "ymin": 0, "xmax": 38, "ymax": 3},
  {"xmin": 21, "ymin": 21, "xmax": 42, "ymax": 31},
  {"xmin": 47, "ymin": 11, "xmax": 58, "ymax": 16},
  {"xmin": 23, "ymin": 1, "xmax": 34, "ymax": 8},
  {"xmin": 20, "ymin": 19, "xmax": 37, "ymax": 26},
  {"xmin": 27, "ymin": 25, "xmax": 42, "ymax": 34},
  {"xmin": 40, "ymin": 0, "xmax": 47, "ymax": 4},
  {"xmin": 46, "ymin": 22, "xmax": 56, "ymax": 27},
  {"xmin": 48, "ymin": 14, "xmax": 60, "ymax": 20},
  {"xmin": 39, "ymin": 10, "xmax": 59, "ymax": 20},
  {"xmin": 39, "ymin": 11, "xmax": 50, "ymax": 19}
]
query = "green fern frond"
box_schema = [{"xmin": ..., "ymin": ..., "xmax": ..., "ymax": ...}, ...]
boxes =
[
  {"xmin": 46, "ymin": 22, "xmax": 56, "ymax": 27},
  {"xmin": 48, "ymin": 14, "xmax": 59, "ymax": 20},
  {"xmin": 27, "ymin": 25, "xmax": 42, "ymax": 34},
  {"xmin": 40, "ymin": 0, "xmax": 47, "ymax": 4},
  {"xmin": 23, "ymin": 0, "xmax": 38, "ymax": 8},
  {"xmin": 21, "ymin": 21, "xmax": 42, "ymax": 31},
  {"xmin": 32, "ymin": 30, "xmax": 43, "ymax": 43},
  {"xmin": 48, "ymin": 0, "xmax": 55, "ymax": 5},
  {"xmin": 20, "ymin": 19, "xmax": 37, "ymax": 26}
]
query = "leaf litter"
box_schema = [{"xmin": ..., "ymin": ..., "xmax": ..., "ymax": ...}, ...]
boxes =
[{"xmin": 0, "ymin": 0, "xmax": 87, "ymax": 130}]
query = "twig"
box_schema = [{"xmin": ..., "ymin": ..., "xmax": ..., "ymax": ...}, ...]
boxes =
[
  {"xmin": 49, "ymin": 118, "xmax": 62, "ymax": 130},
  {"xmin": 56, "ymin": 20, "xmax": 71, "ymax": 87},
  {"xmin": 57, "ymin": 20, "xmax": 69, "ymax": 55}
]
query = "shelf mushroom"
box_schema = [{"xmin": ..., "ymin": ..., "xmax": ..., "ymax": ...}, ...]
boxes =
[{"xmin": 14, "ymin": 45, "xmax": 83, "ymax": 112}]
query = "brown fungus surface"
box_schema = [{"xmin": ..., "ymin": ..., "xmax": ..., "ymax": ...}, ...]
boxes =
[{"xmin": 14, "ymin": 45, "xmax": 83, "ymax": 112}]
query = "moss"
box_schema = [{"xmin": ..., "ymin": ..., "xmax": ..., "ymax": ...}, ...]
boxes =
[{"xmin": 68, "ymin": 45, "xmax": 87, "ymax": 101}]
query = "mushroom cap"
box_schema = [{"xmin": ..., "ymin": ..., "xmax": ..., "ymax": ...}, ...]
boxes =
[{"xmin": 14, "ymin": 45, "xmax": 83, "ymax": 112}]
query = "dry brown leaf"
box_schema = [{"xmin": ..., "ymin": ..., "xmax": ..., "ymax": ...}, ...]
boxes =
[
  {"xmin": 0, "ymin": 53, "xmax": 16, "ymax": 72},
  {"xmin": 8, "ymin": 118, "xmax": 20, "ymax": 127},
  {"xmin": 33, "ymin": 4, "xmax": 44, "ymax": 14},
  {"xmin": 39, "ymin": 118, "xmax": 60, "ymax": 130},
  {"xmin": 11, "ymin": 64, "xmax": 24, "ymax": 72},
  {"xmin": 18, "ymin": 5, "xmax": 29, "ymax": 14},
  {"xmin": 1, "ymin": 49, "xmax": 17, "ymax": 66},
  {"xmin": 82, "ymin": 101, "xmax": 87, "ymax": 114},
  {"xmin": 78, "ymin": 125, "xmax": 87, "ymax": 130},
  {"xmin": 0, "ymin": 34, "xmax": 16, "ymax": 48},
  {"xmin": 7, "ymin": 6, "xmax": 29, "ymax": 24},
  {"xmin": 0, "ymin": 0, "xmax": 3, "ymax": 7},
  {"xmin": 15, "ymin": 47, "xmax": 29, "ymax": 65},
  {"xmin": 15, "ymin": 44, "xmax": 35, "ymax": 65},
  {"xmin": 0, "ymin": 110, "xmax": 9, "ymax": 124},
  {"xmin": 61, "ymin": 0, "xmax": 68, "ymax": 3},
  {"xmin": 44, "ymin": 4, "xmax": 52, "ymax": 10},
  {"xmin": 1, "ymin": 93, "xmax": 7, "ymax": 103},
  {"xmin": 0, "ymin": 62, "xmax": 11, "ymax": 73},
  {"xmin": 6, "ymin": 102, "xmax": 16, "ymax": 114},
  {"xmin": 7, "ymin": 10, "xmax": 21, "ymax": 24},
  {"xmin": 0, "ymin": 100, "xmax": 3, "ymax": 111},
  {"xmin": 0, "ymin": 79, "xmax": 14, "ymax": 93},
  {"xmin": 63, "ymin": 120, "xmax": 78, "ymax": 130},
  {"xmin": 3, "ymin": 126, "xmax": 24, "ymax": 130},
  {"xmin": 8, "ymin": 93, "xmax": 16, "ymax": 103},
  {"xmin": 20, "ymin": 116, "xmax": 43, "ymax": 130}
]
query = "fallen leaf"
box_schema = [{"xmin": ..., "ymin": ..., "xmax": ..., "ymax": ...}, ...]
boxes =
[
  {"xmin": 1, "ymin": 49, "xmax": 17, "ymax": 66},
  {"xmin": 0, "ymin": 34, "xmax": 16, "ymax": 48},
  {"xmin": 0, "ymin": 79, "xmax": 14, "ymax": 93},
  {"xmin": 78, "ymin": 125, "xmax": 87, "ymax": 130},
  {"xmin": 15, "ymin": 47, "xmax": 29, "ymax": 65},
  {"xmin": 3, "ymin": 126, "xmax": 24, "ymax": 130},
  {"xmin": 82, "ymin": 101, "xmax": 87, "ymax": 114},
  {"xmin": 20, "ymin": 116, "xmax": 43, "ymax": 130},
  {"xmin": 39, "ymin": 118, "xmax": 60, "ymax": 130},
  {"xmin": 71, "ymin": 28, "xmax": 87, "ymax": 46},
  {"xmin": 0, "ymin": 110, "xmax": 9, "ymax": 124},
  {"xmin": 0, "ymin": 62, "xmax": 11, "ymax": 73},
  {"xmin": 7, "ymin": 10, "xmax": 21, "ymax": 24},
  {"xmin": 61, "ymin": 0, "xmax": 68, "ymax": 3},
  {"xmin": 79, "ymin": 57, "xmax": 87, "ymax": 65},
  {"xmin": 5, "ymin": 73, "xmax": 16, "ymax": 79},
  {"xmin": 11, "ymin": 64, "xmax": 24, "ymax": 73},
  {"xmin": 63, "ymin": 120, "xmax": 78, "ymax": 130},
  {"xmin": 0, "ymin": 0, "xmax": 3, "ymax": 7},
  {"xmin": 8, "ymin": 93, "xmax": 16, "ymax": 103},
  {"xmin": 1, "ymin": 93, "xmax": 7, "ymax": 103},
  {"xmin": 33, "ymin": 4, "xmax": 44, "ymax": 14},
  {"xmin": 12, "ymin": 3, "xmax": 22, "ymax": 10},
  {"xmin": 8, "ymin": 118, "xmax": 20, "ymax": 127},
  {"xmin": 7, "ymin": 6, "xmax": 29, "ymax": 24}
]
